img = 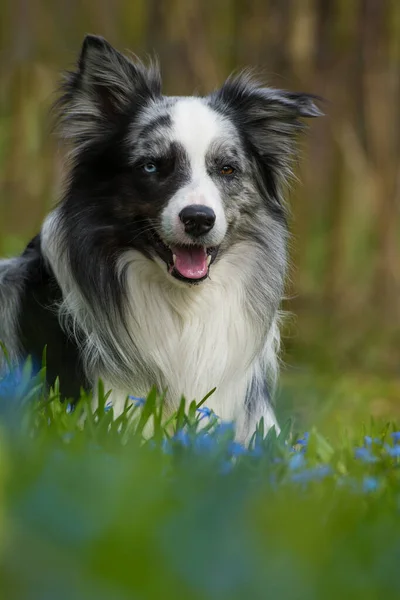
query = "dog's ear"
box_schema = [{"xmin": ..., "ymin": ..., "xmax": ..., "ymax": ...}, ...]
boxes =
[
  {"xmin": 214, "ymin": 71, "xmax": 322, "ymax": 126},
  {"xmin": 211, "ymin": 72, "xmax": 323, "ymax": 193},
  {"xmin": 55, "ymin": 35, "xmax": 161, "ymax": 155}
]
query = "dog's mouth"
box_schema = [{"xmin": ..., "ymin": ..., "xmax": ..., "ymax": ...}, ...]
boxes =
[{"xmin": 150, "ymin": 232, "xmax": 219, "ymax": 283}]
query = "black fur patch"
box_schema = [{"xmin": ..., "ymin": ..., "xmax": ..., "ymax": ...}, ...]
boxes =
[
  {"xmin": 60, "ymin": 138, "xmax": 191, "ymax": 320},
  {"xmin": 18, "ymin": 235, "xmax": 87, "ymax": 399}
]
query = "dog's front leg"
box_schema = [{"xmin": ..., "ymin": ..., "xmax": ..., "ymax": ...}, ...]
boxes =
[{"xmin": 235, "ymin": 378, "xmax": 280, "ymax": 446}]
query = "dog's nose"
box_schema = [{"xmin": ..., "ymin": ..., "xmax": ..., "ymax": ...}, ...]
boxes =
[{"xmin": 179, "ymin": 205, "xmax": 216, "ymax": 237}]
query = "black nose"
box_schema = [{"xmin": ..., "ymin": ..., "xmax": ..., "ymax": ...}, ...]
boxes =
[{"xmin": 179, "ymin": 205, "xmax": 216, "ymax": 237}]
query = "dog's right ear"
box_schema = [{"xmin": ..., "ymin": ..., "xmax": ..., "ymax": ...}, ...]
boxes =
[{"xmin": 55, "ymin": 35, "xmax": 161, "ymax": 155}]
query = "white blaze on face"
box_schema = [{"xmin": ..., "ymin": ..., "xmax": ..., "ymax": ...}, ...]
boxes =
[{"xmin": 161, "ymin": 97, "xmax": 228, "ymax": 247}]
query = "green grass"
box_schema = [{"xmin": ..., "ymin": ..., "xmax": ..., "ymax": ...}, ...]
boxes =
[{"xmin": 0, "ymin": 358, "xmax": 400, "ymax": 600}]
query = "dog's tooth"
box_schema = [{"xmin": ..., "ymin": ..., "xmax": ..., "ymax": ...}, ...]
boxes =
[
  {"xmin": 207, "ymin": 255, "xmax": 212, "ymax": 266},
  {"xmin": 173, "ymin": 254, "xmax": 177, "ymax": 265}
]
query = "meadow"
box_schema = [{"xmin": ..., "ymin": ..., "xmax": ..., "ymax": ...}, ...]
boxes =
[{"xmin": 0, "ymin": 357, "xmax": 399, "ymax": 599}]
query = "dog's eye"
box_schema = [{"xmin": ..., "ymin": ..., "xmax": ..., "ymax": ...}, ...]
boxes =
[
  {"xmin": 142, "ymin": 162, "xmax": 158, "ymax": 174},
  {"xmin": 220, "ymin": 165, "xmax": 235, "ymax": 176}
]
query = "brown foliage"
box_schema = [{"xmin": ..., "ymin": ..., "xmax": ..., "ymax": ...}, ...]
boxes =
[{"xmin": 0, "ymin": 0, "xmax": 399, "ymax": 371}]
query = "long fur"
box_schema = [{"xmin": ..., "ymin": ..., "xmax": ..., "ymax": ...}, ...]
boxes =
[{"xmin": 0, "ymin": 35, "xmax": 321, "ymax": 442}]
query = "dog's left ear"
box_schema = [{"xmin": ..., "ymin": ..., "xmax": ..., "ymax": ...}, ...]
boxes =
[
  {"xmin": 55, "ymin": 35, "xmax": 161, "ymax": 155},
  {"xmin": 211, "ymin": 72, "xmax": 323, "ymax": 186},
  {"xmin": 213, "ymin": 72, "xmax": 323, "ymax": 124}
]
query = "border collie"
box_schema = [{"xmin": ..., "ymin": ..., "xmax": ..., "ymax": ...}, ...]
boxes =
[{"xmin": 0, "ymin": 35, "xmax": 321, "ymax": 441}]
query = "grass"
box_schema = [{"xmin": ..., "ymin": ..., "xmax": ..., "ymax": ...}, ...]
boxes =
[{"xmin": 0, "ymin": 357, "xmax": 400, "ymax": 600}]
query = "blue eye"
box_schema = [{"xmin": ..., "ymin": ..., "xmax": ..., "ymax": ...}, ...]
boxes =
[{"xmin": 143, "ymin": 162, "xmax": 157, "ymax": 174}]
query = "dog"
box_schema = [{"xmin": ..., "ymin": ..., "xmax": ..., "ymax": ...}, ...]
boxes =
[{"xmin": 0, "ymin": 35, "xmax": 321, "ymax": 441}]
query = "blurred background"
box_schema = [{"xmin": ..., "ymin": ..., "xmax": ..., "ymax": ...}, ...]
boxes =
[{"xmin": 0, "ymin": 0, "xmax": 399, "ymax": 425}]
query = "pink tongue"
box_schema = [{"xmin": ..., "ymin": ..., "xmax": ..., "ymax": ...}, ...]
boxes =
[{"xmin": 172, "ymin": 246, "xmax": 208, "ymax": 279}]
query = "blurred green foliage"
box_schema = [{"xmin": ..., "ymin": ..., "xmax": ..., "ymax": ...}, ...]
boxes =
[{"xmin": 0, "ymin": 366, "xmax": 400, "ymax": 599}]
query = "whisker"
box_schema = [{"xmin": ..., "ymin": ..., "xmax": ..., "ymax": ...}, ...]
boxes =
[{"xmin": 126, "ymin": 224, "xmax": 160, "ymax": 246}]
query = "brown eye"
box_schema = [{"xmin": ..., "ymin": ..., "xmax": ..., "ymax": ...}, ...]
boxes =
[{"xmin": 220, "ymin": 165, "xmax": 235, "ymax": 176}]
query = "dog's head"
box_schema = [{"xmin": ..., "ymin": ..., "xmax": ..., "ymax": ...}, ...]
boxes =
[{"xmin": 57, "ymin": 35, "xmax": 322, "ymax": 285}]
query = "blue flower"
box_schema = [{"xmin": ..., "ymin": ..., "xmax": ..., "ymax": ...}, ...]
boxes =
[
  {"xmin": 354, "ymin": 447, "xmax": 378, "ymax": 463},
  {"xmin": 288, "ymin": 453, "xmax": 306, "ymax": 471},
  {"xmin": 364, "ymin": 435, "xmax": 372, "ymax": 446},
  {"xmin": 129, "ymin": 396, "xmax": 145, "ymax": 407},
  {"xmin": 161, "ymin": 438, "xmax": 172, "ymax": 455},
  {"xmin": 249, "ymin": 444, "xmax": 263, "ymax": 458},
  {"xmin": 385, "ymin": 444, "xmax": 400, "ymax": 458},
  {"xmin": 295, "ymin": 432, "xmax": 309, "ymax": 447},
  {"xmin": 391, "ymin": 432, "xmax": 400, "ymax": 444},
  {"xmin": 104, "ymin": 401, "xmax": 113, "ymax": 412},
  {"xmin": 362, "ymin": 476, "xmax": 379, "ymax": 493},
  {"xmin": 197, "ymin": 406, "xmax": 214, "ymax": 420},
  {"xmin": 194, "ymin": 432, "xmax": 215, "ymax": 453},
  {"xmin": 213, "ymin": 422, "xmax": 235, "ymax": 437},
  {"xmin": 0, "ymin": 368, "xmax": 22, "ymax": 399},
  {"xmin": 227, "ymin": 441, "xmax": 247, "ymax": 458},
  {"xmin": 291, "ymin": 465, "xmax": 332, "ymax": 484},
  {"xmin": 173, "ymin": 429, "xmax": 190, "ymax": 447}
]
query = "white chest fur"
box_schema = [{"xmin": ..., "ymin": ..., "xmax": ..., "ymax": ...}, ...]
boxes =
[{"xmin": 100, "ymin": 244, "xmax": 277, "ymax": 435}]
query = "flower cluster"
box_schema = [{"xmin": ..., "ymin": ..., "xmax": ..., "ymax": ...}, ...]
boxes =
[
  {"xmin": 97, "ymin": 395, "xmax": 400, "ymax": 490},
  {"xmin": 2, "ymin": 371, "xmax": 397, "ymax": 494},
  {"xmin": 354, "ymin": 432, "xmax": 400, "ymax": 462}
]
